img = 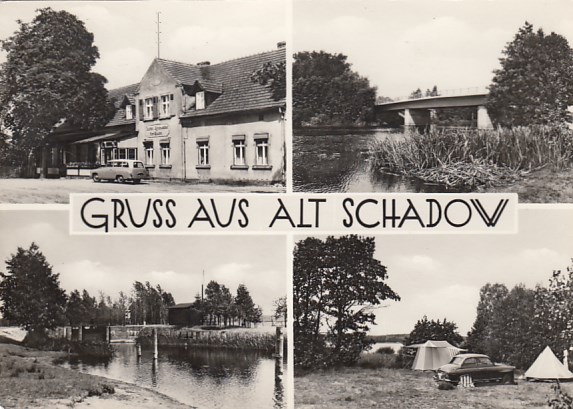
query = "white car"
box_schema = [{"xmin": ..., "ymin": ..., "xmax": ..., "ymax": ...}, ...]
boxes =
[{"xmin": 91, "ymin": 160, "xmax": 149, "ymax": 183}]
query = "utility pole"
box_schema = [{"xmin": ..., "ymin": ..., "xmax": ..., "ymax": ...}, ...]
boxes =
[{"xmin": 156, "ymin": 12, "xmax": 161, "ymax": 59}]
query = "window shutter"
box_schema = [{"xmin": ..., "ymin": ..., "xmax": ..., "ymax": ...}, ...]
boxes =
[
  {"xmin": 153, "ymin": 97, "xmax": 158, "ymax": 119},
  {"xmin": 138, "ymin": 99, "xmax": 144, "ymax": 121},
  {"xmin": 170, "ymin": 94, "xmax": 175, "ymax": 116}
]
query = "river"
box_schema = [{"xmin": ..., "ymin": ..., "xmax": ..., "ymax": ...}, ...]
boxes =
[
  {"xmin": 59, "ymin": 344, "xmax": 286, "ymax": 409},
  {"xmin": 293, "ymin": 129, "xmax": 465, "ymax": 193}
]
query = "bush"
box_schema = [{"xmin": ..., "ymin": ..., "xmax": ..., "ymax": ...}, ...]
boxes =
[
  {"xmin": 87, "ymin": 383, "xmax": 115, "ymax": 397},
  {"xmin": 376, "ymin": 346, "xmax": 395, "ymax": 355},
  {"xmin": 356, "ymin": 352, "xmax": 396, "ymax": 369}
]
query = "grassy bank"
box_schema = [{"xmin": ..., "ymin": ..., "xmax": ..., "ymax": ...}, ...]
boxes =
[
  {"xmin": 0, "ymin": 342, "xmax": 116, "ymax": 408},
  {"xmin": 295, "ymin": 366, "xmax": 572, "ymax": 409},
  {"xmin": 369, "ymin": 126, "xmax": 573, "ymax": 190},
  {"xmin": 0, "ymin": 341, "xmax": 193, "ymax": 408}
]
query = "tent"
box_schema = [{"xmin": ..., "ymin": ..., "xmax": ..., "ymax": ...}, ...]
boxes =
[
  {"xmin": 409, "ymin": 340, "xmax": 465, "ymax": 371},
  {"xmin": 525, "ymin": 346, "xmax": 573, "ymax": 380}
]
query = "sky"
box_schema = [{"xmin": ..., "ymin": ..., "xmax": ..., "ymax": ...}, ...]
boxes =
[
  {"xmin": 298, "ymin": 206, "xmax": 573, "ymax": 336},
  {"xmin": 0, "ymin": 1, "xmax": 287, "ymax": 89},
  {"xmin": 294, "ymin": 0, "xmax": 573, "ymax": 98},
  {"xmin": 0, "ymin": 210, "xmax": 287, "ymax": 316}
]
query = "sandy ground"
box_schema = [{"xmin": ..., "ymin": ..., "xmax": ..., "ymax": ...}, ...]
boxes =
[
  {"xmin": 0, "ymin": 178, "xmax": 284, "ymax": 204},
  {"xmin": 28, "ymin": 382, "xmax": 194, "ymax": 409}
]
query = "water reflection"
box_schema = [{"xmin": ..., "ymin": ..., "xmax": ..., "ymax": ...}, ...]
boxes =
[
  {"xmin": 293, "ymin": 129, "xmax": 466, "ymax": 193},
  {"xmin": 60, "ymin": 344, "xmax": 285, "ymax": 409}
]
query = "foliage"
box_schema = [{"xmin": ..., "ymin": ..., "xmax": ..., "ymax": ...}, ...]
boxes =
[
  {"xmin": 408, "ymin": 86, "xmax": 438, "ymax": 99},
  {"xmin": 0, "ymin": 243, "xmax": 66, "ymax": 332},
  {"xmin": 250, "ymin": 61, "xmax": 286, "ymax": 101},
  {"xmin": 403, "ymin": 316, "xmax": 464, "ymax": 346},
  {"xmin": 273, "ymin": 296, "xmax": 287, "ymax": 325},
  {"xmin": 409, "ymin": 88, "xmax": 423, "ymax": 99},
  {"xmin": 487, "ymin": 22, "xmax": 573, "ymax": 127},
  {"xmin": 293, "ymin": 51, "xmax": 377, "ymax": 127},
  {"xmin": 466, "ymin": 283, "xmax": 509, "ymax": 356},
  {"xmin": 0, "ymin": 8, "xmax": 115, "ymax": 172},
  {"xmin": 467, "ymin": 261, "xmax": 573, "ymax": 369},
  {"xmin": 129, "ymin": 281, "xmax": 175, "ymax": 325},
  {"xmin": 293, "ymin": 235, "xmax": 400, "ymax": 370},
  {"xmin": 368, "ymin": 126, "xmax": 573, "ymax": 189}
]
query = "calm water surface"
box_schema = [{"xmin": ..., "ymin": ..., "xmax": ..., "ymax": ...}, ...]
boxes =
[
  {"xmin": 293, "ymin": 129, "xmax": 463, "ymax": 193},
  {"xmin": 60, "ymin": 344, "xmax": 285, "ymax": 409}
]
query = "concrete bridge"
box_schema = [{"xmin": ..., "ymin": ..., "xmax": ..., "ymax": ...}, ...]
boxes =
[{"xmin": 375, "ymin": 91, "xmax": 494, "ymax": 130}]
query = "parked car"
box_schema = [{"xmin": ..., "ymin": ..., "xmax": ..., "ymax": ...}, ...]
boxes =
[
  {"xmin": 435, "ymin": 353, "xmax": 515, "ymax": 385},
  {"xmin": 91, "ymin": 160, "xmax": 149, "ymax": 183}
]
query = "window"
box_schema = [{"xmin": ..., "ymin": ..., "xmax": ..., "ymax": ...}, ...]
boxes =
[
  {"xmin": 116, "ymin": 148, "xmax": 137, "ymax": 160},
  {"xmin": 160, "ymin": 143, "xmax": 171, "ymax": 166},
  {"xmin": 144, "ymin": 143, "xmax": 154, "ymax": 166},
  {"xmin": 145, "ymin": 98, "xmax": 154, "ymax": 120},
  {"xmin": 196, "ymin": 91, "xmax": 205, "ymax": 110},
  {"xmin": 233, "ymin": 137, "xmax": 246, "ymax": 166},
  {"xmin": 197, "ymin": 141, "xmax": 209, "ymax": 166},
  {"xmin": 254, "ymin": 133, "xmax": 271, "ymax": 168},
  {"xmin": 255, "ymin": 139, "xmax": 269, "ymax": 165},
  {"xmin": 160, "ymin": 95, "xmax": 171, "ymax": 118},
  {"xmin": 125, "ymin": 105, "xmax": 133, "ymax": 120}
]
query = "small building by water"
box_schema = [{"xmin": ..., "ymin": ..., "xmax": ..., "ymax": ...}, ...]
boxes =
[{"xmin": 168, "ymin": 303, "xmax": 203, "ymax": 327}]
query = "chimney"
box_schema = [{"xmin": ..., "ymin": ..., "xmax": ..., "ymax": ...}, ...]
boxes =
[
  {"xmin": 197, "ymin": 61, "xmax": 210, "ymax": 67},
  {"xmin": 277, "ymin": 41, "xmax": 286, "ymax": 49}
]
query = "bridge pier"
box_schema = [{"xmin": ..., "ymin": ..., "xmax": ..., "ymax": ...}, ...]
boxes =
[
  {"xmin": 477, "ymin": 105, "xmax": 494, "ymax": 130},
  {"xmin": 403, "ymin": 108, "xmax": 432, "ymax": 130}
]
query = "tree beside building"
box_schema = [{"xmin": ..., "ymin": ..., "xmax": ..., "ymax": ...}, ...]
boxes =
[{"xmin": 0, "ymin": 8, "xmax": 114, "ymax": 177}]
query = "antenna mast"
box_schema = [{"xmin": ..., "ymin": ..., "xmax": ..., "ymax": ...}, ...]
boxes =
[
  {"xmin": 201, "ymin": 269, "xmax": 205, "ymax": 302},
  {"xmin": 156, "ymin": 12, "xmax": 161, "ymax": 59}
]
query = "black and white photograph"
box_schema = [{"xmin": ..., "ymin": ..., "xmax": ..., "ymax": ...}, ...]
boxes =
[
  {"xmin": 292, "ymin": 0, "xmax": 573, "ymax": 202},
  {"xmin": 0, "ymin": 210, "xmax": 288, "ymax": 409},
  {"xmin": 293, "ymin": 207, "xmax": 573, "ymax": 408},
  {"xmin": 0, "ymin": 1, "xmax": 287, "ymax": 204}
]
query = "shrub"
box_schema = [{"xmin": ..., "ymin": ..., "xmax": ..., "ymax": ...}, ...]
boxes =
[
  {"xmin": 87, "ymin": 383, "xmax": 115, "ymax": 397},
  {"xmin": 356, "ymin": 352, "xmax": 396, "ymax": 369},
  {"xmin": 376, "ymin": 346, "xmax": 395, "ymax": 355}
]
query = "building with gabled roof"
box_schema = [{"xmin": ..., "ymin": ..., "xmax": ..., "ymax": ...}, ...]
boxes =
[{"xmin": 50, "ymin": 43, "xmax": 286, "ymax": 184}]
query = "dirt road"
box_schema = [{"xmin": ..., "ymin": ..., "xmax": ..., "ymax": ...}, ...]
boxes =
[{"xmin": 0, "ymin": 178, "xmax": 284, "ymax": 204}]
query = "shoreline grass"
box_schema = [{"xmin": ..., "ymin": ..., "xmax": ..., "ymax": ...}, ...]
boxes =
[{"xmin": 368, "ymin": 126, "xmax": 573, "ymax": 189}]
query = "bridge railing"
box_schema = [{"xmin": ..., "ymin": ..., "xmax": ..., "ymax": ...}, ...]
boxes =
[{"xmin": 388, "ymin": 86, "xmax": 489, "ymax": 103}]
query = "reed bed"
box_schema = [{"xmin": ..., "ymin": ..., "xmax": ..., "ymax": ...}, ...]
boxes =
[
  {"xmin": 137, "ymin": 327, "xmax": 279, "ymax": 353},
  {"xmin": 369, "ymin": 126, "xmax": 573, "ymax": 189}
]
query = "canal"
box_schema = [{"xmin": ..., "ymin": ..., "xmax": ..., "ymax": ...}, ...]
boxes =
[
  {"xmin": 59, "ymin": 344, "xmax": 286, "ymax": 409},
  {"xmin": 293, "ymin": 128, "xmax": 465, "ymax": 193}
]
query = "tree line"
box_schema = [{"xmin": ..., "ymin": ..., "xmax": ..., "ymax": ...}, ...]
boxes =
[
  {"xmin": 397, "ymin": 261, "xmax": 573, "ymax": 370},
  {"xmin": 0, "ymin": 243, "xmax": 272, "ymax": 332},
  {"xmin": 466, "ymin": 264, "xmax": 573, "ymax": 369}
]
